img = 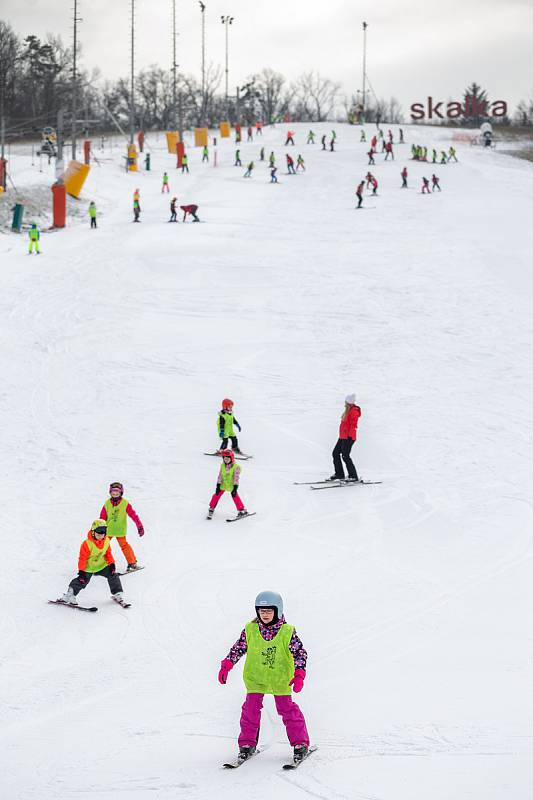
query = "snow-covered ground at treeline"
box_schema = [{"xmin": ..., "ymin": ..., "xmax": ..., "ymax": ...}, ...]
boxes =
[{"xmin": 1, "ymin": 122, "xmax": 533, "ymax": 800}]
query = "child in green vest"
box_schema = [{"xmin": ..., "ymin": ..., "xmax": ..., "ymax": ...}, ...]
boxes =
[
  {"xmin": 207, "ymin": 450, "xmax": 247, "ymax": 519},
  {"xmin": 162, "ymin": 172, "xmax": 170, "ymax": 193},
  {"xmin": 28, "ymin": 223, "xmax": 40, "ymax": 254},
  {"xmin": 89, "ymin": 201, "xmax": 97, "ymax": 228},
  {"xmin": 218, "ymin": 397, "xmax": 242, "ymax": 452},
  {"xmin": 61, "ymin": 519, "xmax": 126, "ymax": 605},
  {"xmin": 99, "ymin": 481, "xmax": 145, "ymax": 571},
  {"xmin": 218, "ymin": 591, "xmax": 310, "ymax": 764}
]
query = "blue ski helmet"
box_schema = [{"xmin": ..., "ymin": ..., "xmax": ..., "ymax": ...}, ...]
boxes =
[{"xmin": 255, "ymin": 590, "xmax": 283, "ymax": 621}]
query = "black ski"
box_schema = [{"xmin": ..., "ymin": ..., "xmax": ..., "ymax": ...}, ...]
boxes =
[
  {"xmin": 226, "ymin": 512, "xmax": 257, "ymax": 523},
  {"xmin": 204, "ymin": 452, "xmax": 252, "ymax": 461},
  {"xmin": 116, "ymin": 566, "xmax": 145, "ymax": 576},
  {"xmin": 311, "ymin": 480, "xmax": 382, "ymax": 490},
  {"xmin": 48, "ymin": 600, "xmax": 98, "ymax": 612},
  {"xmin": 223, "ymin": 749, "xmax": 260, "ymax": 769},
  {"xmin": 293, "ymin": 479, "xmax": 338, "ymax": 485},
  {"xmin": 282, "ymin": 745, "xmax": 318, "ymax": 769}
]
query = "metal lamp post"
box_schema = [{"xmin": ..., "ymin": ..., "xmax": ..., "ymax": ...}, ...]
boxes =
[{"xmin": 220, "ymin": 15, "xmax": 234, "ymax": 118}]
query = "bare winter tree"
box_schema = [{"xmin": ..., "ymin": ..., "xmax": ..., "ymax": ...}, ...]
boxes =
[
  {"xmin": 514, "ymin": 96, "xmax": 533, "ymax": 126},
  {"xmin": 293, "ymin": 71, "xmax": 340, "ymax": 121},
  {"xmin": 251, "ymin": 68, "xmax": 293, "ymax": 123}
]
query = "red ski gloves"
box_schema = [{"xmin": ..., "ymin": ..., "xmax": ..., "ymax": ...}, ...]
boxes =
[
  {"xmin": 218, "ymin": 659, "xmax": 234, "ymax": 684},
  {"xmin": 289, "ymin": 668, "xmax": 306, "ymax": 693}
]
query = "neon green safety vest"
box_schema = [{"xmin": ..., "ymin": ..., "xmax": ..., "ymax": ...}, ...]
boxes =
[
  {"xmin": 104, "ymin": 497, "xmax": 129, "ymax": 538},
  {"xmin": 243, "ymin": 622, "xmax": 295, "ymax": 695},
  {"xmin": 219, "ymin": 463, "xmax": 240, "ymax": 492},
  {"xmin": 219, "ymin": 412, "xmax": 235, "ymax": 437},
  {"xmin": 85, "ymin": 535, "xmax": 111, "ymax": 573},
  {"xmin": 89, "ymin": 204, "xmax": 96, "ymax": 218},
  {"xmin": 29, "ymin": 228, "xmax": 39, "ymax": 240}
]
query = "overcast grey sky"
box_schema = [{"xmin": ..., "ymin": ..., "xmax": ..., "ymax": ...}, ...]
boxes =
[{"xmin": 3, "ymin": 0, "xmax": 533, "ymax": 112}]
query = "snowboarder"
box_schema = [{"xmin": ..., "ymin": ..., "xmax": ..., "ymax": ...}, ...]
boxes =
[
  {"xmin": 181, "ymin": 204, "xmax": 200, "ymax": 222},
  {"xmin": 321, "ymin": 135, "xmax": 327, "ymax": 151},
  {"xmin": 401, "ymin": 166, "xmax": 408, "ymax": 188},
  {"xmin": 169, "ymin": 197, "xmax": 178, "ymax": 222},
  {"xmin": 218, "ymin": 398, "xmax": 242, "ymax": 451},
  {"xmin": 99, "ymin": 481, "xmax": 144, "ymax": 571},
  {"xmin": 243, "ymin": 161, "xmax": 254, "ymax": 178},
  {"xmin": 270, "ymin": 166, "xmax": 278, "ymax": 183},
  {"xmin": 431, "ymin": 174, "xmax": 441, "ymax": 192},
  {"xmin": 218, "ymin": 590, "xmax": 310, "ymax": 763},
  {"xmin": 162, "ymin": 172, "xmax": 170, "ymax": 193},
  {"xmin": 89, "ymin": 201, "xmax": 97, "ymax": 228},
  {"xmin": 181, "ymin": 154, "xmax": 189, "ymax": 173},
  {"xmin": 367, "ymin": 149, "xmax": 375, "ymax": 165},
  {"xmin": 296, "ymin": 154, "xmax": 306, "ymax": 172},
  {"xmin": 59, "ymin": 519, "xmax": 127, "ymax": 606},
  {"xmin": 28, "ymin": 223, "xmax": 40, "ymax": 254},
  {"xmin": 202, "ymin": 145, "xmax": 209, "ymax": 163},
  {"xmin": 286, "ymin": 154, "xmax": 296, "ymax": 174},
  {"xmin": 207, "ymin": 449, "xmax": 247, "ymax": 519},
  {"xmin": 307, "ymin": 130, "xmax": 315, "ymax": 144},
  {"xmin": 285, "ymin": 130, "xmax": 295, "ymax": 146},
  {"xmin": 421, "ymin": 177, "xmax": 431, "ymax": 194},
  {"xmin": 235, "ymin": 149, "xmax": 242, "ymax": 167},
  {"xmin": 330, "ymin": 393, "xmax": 361, "ymax": 480},
  {"xmin": 356, "ymin": 180, "xmax": 365, "ymax": 209}
]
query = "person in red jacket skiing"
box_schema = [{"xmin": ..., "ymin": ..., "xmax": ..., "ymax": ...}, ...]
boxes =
[
  {"xmin": 330, "ymin": 393, "xmax": 361, "ymax": 480},
  {"xmin": 401, "ymin": 166, "xmax": 408, "ymax": 188}
]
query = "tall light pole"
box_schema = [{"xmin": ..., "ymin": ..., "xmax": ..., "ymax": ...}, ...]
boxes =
[
  {"xmin": 199, "ymin": 2, "xmax": 206, "ymax": 121},
  {"xmin": 361, "ymin": 21, "xmax": 368, "ymax": 121},
  {"xmin": 220, "ymin": 15, "xmax": 234, "ymax": 117},
  {"xmin": 171, "ymin": 0, "xmax": 183, "ymax": 140},
  {"xmin": 130, "ymin": 0, "xmax": 136, "ymax": 144},
  {"xmin": 71, "ymin": 0, "xmax": 82, "ymax": 159}
]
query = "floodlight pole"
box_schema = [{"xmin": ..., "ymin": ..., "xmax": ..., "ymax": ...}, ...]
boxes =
[{"xmin": 361, "ymin": 21, "xmax": 368, "ymax": 118}]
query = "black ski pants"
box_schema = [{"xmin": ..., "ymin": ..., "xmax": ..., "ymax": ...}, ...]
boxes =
[
  {"xmin": 221, "ymin": 436, "xmax": 239, "ymax": 451},
  {"xmin": 332, "ymin": 437, "xmax": 358, "ymax": 480},
  {"xmin": 69, "ymin": 566, "xmax": 123, "ymax": 596}
]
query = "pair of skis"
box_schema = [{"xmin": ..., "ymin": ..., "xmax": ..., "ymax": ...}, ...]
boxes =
[
  {"xmin": 294, "ymin": 478, "xmax": 382, "ymax": 490},
  {"xmin": 48, "ymin": 595, "xmax": 131, "ymax": 612},
  {"xmin": 207, "ymin": 511, "xmax": 257, "ymax": 523},
  {"xmin": 223, "ymin": 745, "xmax": 317, "ymax": 770},
  {"xmin": 204, "ymin": 452, "xmax": 253, "ymax": 461}
]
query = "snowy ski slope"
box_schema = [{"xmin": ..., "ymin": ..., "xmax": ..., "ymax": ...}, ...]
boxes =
[{"xmin": 1, "ymin": 122, "xmax": 532, "ymax": 799}]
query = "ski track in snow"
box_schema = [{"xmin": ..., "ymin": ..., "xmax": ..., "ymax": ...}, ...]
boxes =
[{"xmin": 1, "ymin": 124, "xmax": 533, "ymax": 799}]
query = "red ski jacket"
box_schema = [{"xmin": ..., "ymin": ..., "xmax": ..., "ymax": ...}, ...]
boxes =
[{"xmin": 339, "ymin": 405, "xmax": 361, "ymax": 440}]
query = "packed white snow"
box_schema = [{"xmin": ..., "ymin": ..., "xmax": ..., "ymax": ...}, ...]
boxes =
[{"xmin": 1, "ymin": 122, "xmax": 532, "ymax": 799}]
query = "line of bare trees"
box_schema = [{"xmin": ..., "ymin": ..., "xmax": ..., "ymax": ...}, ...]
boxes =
[{"xmin": 1, "ymin": 19, "xmax": 408, "ymax": 142}]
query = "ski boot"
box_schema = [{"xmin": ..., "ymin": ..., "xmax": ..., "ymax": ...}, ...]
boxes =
[
  {"xmin": 293, "ymin": 744, "xmax": 309, "ymax": 764},
  {"xmin": 328, "ymin": 474, "xmax": 343, "ymax": 481},
  {"xmin": 237, "ymin": 509, "xmax": 248, "ymax": 518},
  {"xmin": 126, "ymin": 562, "xmax": 141, "ymax": 572},
  {"xmin": 238, "ymin": 745, "xmax": 256, "ymax": 764},
  {"xmin": 61, "ymin": 587, "xmax": 78, "ymax": 605},
  {"xmin": 207, "ymin": 508, "xmax": 214, "ymax": 520}
]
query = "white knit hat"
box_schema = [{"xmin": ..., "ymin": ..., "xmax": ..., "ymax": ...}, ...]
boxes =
[{"xmin": 345, "ymin": 393, "xmax": 356, "ymax": 404}]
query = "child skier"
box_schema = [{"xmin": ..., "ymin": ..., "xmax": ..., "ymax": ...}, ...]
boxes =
[
  {"xmin": 243, "ymin": 161, "xmax": 254, "ymax": 178},
  {"xmin": 367, "ymin": 148, "xmax": 375, "ymax": 165},
  {"xmin": 181, "ymin": 154, "xmax": 189, "ymax": 173},
  {"xmin": 207, "ymin": 450, "xmax": 247, "ymax": 519},
  {"xmin": 202, "ymin": 145, "xmax": 209, "ymax": 163},
  {"xmin": 356, "ymin": 180, "xmax": 365, "ymax": 209},
  {"xmin": 360, "ymin": 130, "xmax": 366, "ymax": 143},
  {"xmin": 181, "ymin": 204, "xmax": 200, "ymax": 222},
  {"xmin": 431, "ymin": 174, "xmax": 441, "ymax": 191},
  {"xmin": 286, "ymin": 154, "xmax": 296, "ymax": 174},
  {"xmin": 421, "ymin": 177, "xmax": 431, "ymax": 194},
  {"xmin": 247, "ymin": 126, "xmax": 253, "ymax": 142},
  {"xmin": 59, "ymin": 519, "xmax": 127, "ymax": 607},
  {"xmin": 259, "ymin": 147, "xmax": 265, "ymax": 161},
  {"xmin": 218, "ymin": 590, "xmax": 310, "ymax": 764},
  {"xmin": 270, "ymin": 166, "xmax": 278, "ymax": 183},
  {"xmin": 285, "ymin": 130, "xmax": 295, "ymax": 146},
  {"xmin": 218, "ymin": 397, "xmax": 242, "ymax": 451},
  {"xmin": 330, "ymin": 393, "xmax": 361, "ymax": 481},
  {"xmin": 133, "ymin": 199, "xmax": 141, "ymax": 222},
  {"xmin": 307, "ymin": 130, "xmax": 315, "ymax": 144},
  {"xmin": 401, "ymin": 166, "xmax": 408, "ymax": 188},
  {"xmin": 321, "ymin": 134, "xmax": 327, "ymax": 150},
  {"xmin": 99, "ymin": 482, "xmax": 144, "ymax": 571},
  {"xmin": 448, "ymin": 146, "xmax": 458, "ymax": 162},
  {"xmin": 296, "ymin": 154, "xmax": 306, "ymax": 172},
  {"xmin": 89, "ymin": 201, "xmax": 97, "ymax": 228},
  {"xmin": 162, "ymin": 172, "xmax": 170, "ymax": 193},
  {"xmin": 268, "ymin": 151, "xmax": 276, "ymax": 168},
  {"xmin": 235, "ymin": 149, "xmax": 242, "ymax": 166},
  {"xmin": 169, "ymin": 197, "xmax": 178, "ymax": 222},
  {"xmin": 28, "ymin": 223, "xmax": 40, "ymax": 254},
  {"xmin": 384, "ymin": 141, "xmax": 394, "ymax": 160}
]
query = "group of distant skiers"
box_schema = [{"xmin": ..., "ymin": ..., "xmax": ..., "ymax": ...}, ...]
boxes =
[{"xmin": 411, "ymin": 144, "xmax": 458, "ymax": 164}]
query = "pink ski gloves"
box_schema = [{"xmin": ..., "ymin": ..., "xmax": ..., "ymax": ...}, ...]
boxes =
[
  {"xmin": 289, "ymin": 668, "xmax": 306, "ymax": 693},
  {"xmin": 218, "ymin": 659, "xmax": 234, "ymax": 684}
]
